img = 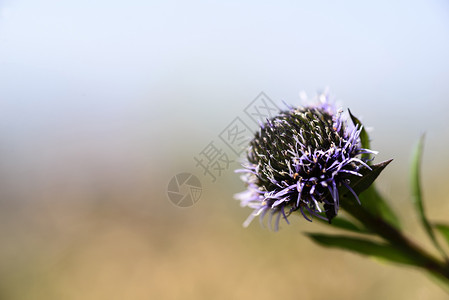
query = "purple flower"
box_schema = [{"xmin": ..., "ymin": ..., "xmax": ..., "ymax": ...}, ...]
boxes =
[{"xmin": 235, "ymin": 93, "xmax": 377, "ymax": 230}]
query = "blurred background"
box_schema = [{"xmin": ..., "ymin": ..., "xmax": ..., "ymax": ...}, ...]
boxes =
[{"xmin": 1, "ymin": 0, "xmax": 449, "ymax": 299}]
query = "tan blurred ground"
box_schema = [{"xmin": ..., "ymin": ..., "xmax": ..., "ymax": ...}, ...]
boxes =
[{"xmin": 1, "ymin": 157, "xmax": 449, "ymax": 300}]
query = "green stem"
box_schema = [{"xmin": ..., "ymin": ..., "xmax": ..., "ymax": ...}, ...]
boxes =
[{"xmin": 342, "ymin": 202, "xmax": 449, "ymax": 280}]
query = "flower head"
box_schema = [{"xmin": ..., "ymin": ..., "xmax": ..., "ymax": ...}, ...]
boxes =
[{"xmin": 235, "ymin": 93, "xmax": 377, "ymax": 230}]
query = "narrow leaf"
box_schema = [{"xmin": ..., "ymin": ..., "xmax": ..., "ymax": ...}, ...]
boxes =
[
  {"xmin": 323, "ymin": 203, "xmax": 337, "ymax": 222},
  {"xmin": 342, "ymin": 159, "xmax": 393, "ymax": 196},
  {"xmin": 348, "ymin": 109, "xmax": 371, "ymax": 163},
  {"xmin": 306, "ymin": 233, "xmax": 419, "ymax": 266},
  {"xmin": 411, "ymin": 135, "xmax": 447, "ymax": 259},
  {"xmin": 435, "ymin": 223, "xmax": 449, "ymax": 248}
]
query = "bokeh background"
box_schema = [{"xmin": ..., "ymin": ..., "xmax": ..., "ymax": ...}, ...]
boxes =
[{"xmin": 1, "ymin": 0, "xmax": 449, "ymax": 299}]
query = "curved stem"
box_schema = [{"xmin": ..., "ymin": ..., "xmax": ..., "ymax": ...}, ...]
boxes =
[{"xmin": 342, "ymin": 202, "xmax": 449, "ymax": 279}]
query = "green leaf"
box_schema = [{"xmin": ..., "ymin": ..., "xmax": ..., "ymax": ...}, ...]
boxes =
[
  {"xmin": 306, "ymin": 233, "xmax": 419, "ymax": 266},
  {"xmin": 348, "ymin": 109, "xmax": 371, "ymax": 163},
  {"xmin": 411, "ymin": 135, "xmax": 447, "ymax": 259},
  {"xmin": 342, "ymin": 159, "xmax": 393, "ymax": 196},
  {"xmin": 434, "ymin": 223, "xmax": 449, "ymax": 248},
  {"xmin": 323, "ymin": 203, "xmax": 337, "ymax": 222},
  {"xmin": 315, "ymin": 215, "xmax": 371, "ymax": 234}
]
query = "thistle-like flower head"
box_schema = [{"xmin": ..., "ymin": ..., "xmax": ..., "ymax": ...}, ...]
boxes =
[{"xmin": 235, "ymin": 93, "xmax": 377, "ymax": 230}]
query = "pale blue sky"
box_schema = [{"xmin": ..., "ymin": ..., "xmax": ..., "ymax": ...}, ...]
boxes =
[{"xmin": 0, "ymin": 0, "xmax": 448, "ymax": 193}]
